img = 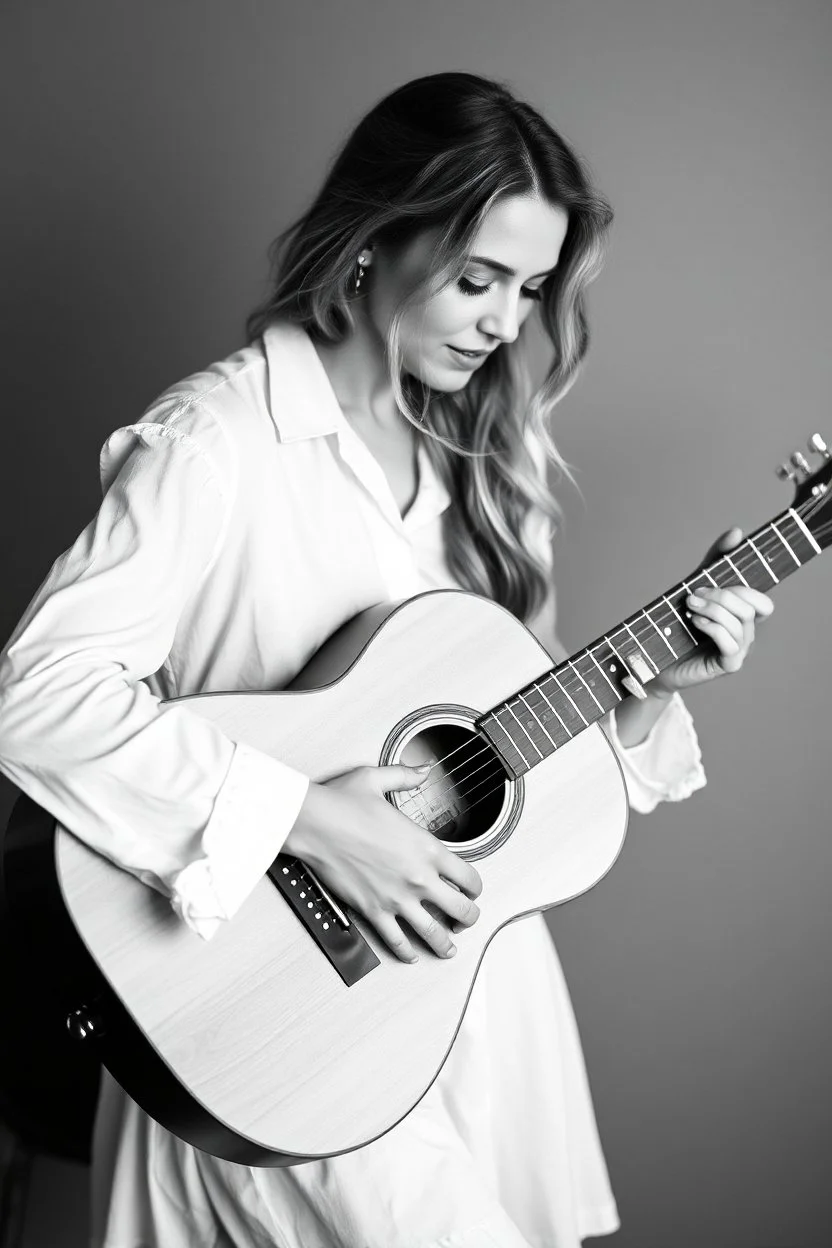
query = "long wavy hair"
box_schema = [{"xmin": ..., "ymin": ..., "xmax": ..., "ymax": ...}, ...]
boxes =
[{"xmin": 246, "ymin": 72, "xmax": 613, "ymax": 623}]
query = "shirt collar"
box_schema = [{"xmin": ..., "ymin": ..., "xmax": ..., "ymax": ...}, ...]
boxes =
[
  {"xmin": 263, "ymin": 320, "xmax": 347, "ymax": 443},
  {"xmin": 262, "ymin": 319, "xmax": 452, "ymax": 526}
]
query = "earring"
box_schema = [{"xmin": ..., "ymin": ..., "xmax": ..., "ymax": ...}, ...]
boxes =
[{"xmin": 355, "ymin": 254, "xmax": 367, "ymax": 291}]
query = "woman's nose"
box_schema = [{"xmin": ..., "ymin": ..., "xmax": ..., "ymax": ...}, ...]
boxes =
[{"xmin": 478, "ymin": 294, "xmax": 521, "ymax": 344}]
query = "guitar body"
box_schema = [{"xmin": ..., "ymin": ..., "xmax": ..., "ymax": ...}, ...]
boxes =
[
  {"xmin": 5, "ymin": 445, "xmax": 831, "ymax": 1166},
  {"xmin": 5, "ymin": 591, "xmax": 629, "ymax": 1164}
]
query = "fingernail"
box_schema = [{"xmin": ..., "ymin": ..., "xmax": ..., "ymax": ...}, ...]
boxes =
[
  {"xmin": 444, "ymin": 946, "xmax": 457, "ymax": 958},
  {"xmin": 416, "ymin": 763, "xmax": 431, "ymax": 772}
]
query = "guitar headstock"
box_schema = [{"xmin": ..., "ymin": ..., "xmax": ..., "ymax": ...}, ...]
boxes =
[{"xmin": 778, "ymin": 433, "xmax": 832, "ymax": 550}]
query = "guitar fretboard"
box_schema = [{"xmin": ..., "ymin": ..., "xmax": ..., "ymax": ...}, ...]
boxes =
[{"xmin": 478, "ymin": 507, "xmax": 821, "ymax": 778}]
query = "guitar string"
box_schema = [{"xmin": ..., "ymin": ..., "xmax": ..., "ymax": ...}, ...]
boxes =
[
  {"xmin": 398, "ymin": 517, "xmax": 816, "ymax": 806},
  {"xmin": 398, "ymin": 747, "xmax": 503, "ymax": 819},
  {"xmin": 394, "ymin": 507, "xmax": 829, "ymax": 817},
  {"xmin": 290, "ymin": 498, "xmax": 831, "ymax": 886},
  {"xmin": 411, "ymin": 492, "xmax": 832, "ymax": 821},
  {"xmin": 396, "ymin": 513, "xmax": 826, "ymax": 813},
  {"xmin": 410, "ymin": 506, "xmax": 832, "ymax": 824},
  {"xmin": 304, "ymin": 502, "xmax": 832, "ymax": 906}
]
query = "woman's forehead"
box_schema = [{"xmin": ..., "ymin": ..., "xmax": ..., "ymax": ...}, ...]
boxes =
[{"xmin": 471, "ymin": 196, "xmax": 568, "ymax": 274}]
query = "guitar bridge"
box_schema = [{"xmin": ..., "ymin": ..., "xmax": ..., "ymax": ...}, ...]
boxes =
[{"xmin": 267, "ymin": 854, "xmax": 380, "ymax": 986}]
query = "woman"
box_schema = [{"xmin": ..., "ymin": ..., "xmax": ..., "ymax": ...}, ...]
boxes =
[{"xmin": 0, "ymin": 72, "xmax": 773, "ymax": 1247}]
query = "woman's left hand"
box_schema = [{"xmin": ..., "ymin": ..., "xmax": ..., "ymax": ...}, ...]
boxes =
[{"xmin": 650, "ymin": 527, "xmax": 775, "ymax": 696}]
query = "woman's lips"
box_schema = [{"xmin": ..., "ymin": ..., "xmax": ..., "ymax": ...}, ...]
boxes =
[{"xmin": 448, "ymin": 345, "xmax": 490, "ymax": 366}]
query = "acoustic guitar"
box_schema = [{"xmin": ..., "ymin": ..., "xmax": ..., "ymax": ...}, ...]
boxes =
[{"xmin": 2, "ymin": 436, "xmax": 830, "ymax": 1167}]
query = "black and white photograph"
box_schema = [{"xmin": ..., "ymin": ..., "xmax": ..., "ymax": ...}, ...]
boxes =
[{"xmin": 0, "ymin": 3, "xmax": 830, "ymax": 1246}]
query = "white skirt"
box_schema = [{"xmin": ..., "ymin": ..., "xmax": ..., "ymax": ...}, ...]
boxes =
[{"xmin": 91, "ymin": 915, "xmax": 619, "ymax": 1248}]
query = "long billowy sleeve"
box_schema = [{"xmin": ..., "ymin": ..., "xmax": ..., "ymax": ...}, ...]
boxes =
[
  {"xmin": 0, "ymin": 417, "xmax": 308, "ymax": 939},
  {"xmin": 601, "ymin": 692, "xmax": 706, "ymax": 813}
]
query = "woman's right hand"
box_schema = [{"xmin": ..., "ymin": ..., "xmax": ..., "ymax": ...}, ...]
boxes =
[{"xmin": 282, "ymin": 764, "xmax": 483, "ymax": 963}]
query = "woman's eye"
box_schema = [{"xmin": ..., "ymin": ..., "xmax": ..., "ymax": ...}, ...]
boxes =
[
  {"xmin": 458, "ymin": 276, "xmax": 544, "ymax": 301},
  {"xmin": 458, "ymin": 277, "xmax": 491, "ymax": 297}
]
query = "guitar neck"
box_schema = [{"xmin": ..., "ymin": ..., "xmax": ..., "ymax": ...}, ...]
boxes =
[{"xmin": 478, "ymin": 505, "xmax": 822, "ymax": 778}]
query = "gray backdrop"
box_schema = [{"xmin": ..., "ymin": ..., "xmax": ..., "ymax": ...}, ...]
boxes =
[{"xmin": 1, "ymin": 3, "xmax": 830, "ymax": 1246}]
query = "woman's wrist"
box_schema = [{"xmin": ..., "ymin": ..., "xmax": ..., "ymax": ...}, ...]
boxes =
[
  {"xmin": 613, "ymin": 686, "xmax": 674, "ymax": 748},
  {"xmin": 282, "ymin": 781, "xmax": 331, "ymax": 867}
]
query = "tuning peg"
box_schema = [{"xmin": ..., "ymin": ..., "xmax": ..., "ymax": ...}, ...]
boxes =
[
  {"xmin": 808, "ymin": 433, "xmax": 831, "ymax": 459},
  {"xmin": 790, "ymin": 451, "xmax": 812, "ymax": 476},
  {"xmin": 776, "ymin": 462, "xmax": 797, "ymax": 482}
]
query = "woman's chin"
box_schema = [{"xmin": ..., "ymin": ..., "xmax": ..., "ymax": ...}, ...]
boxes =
[
  {"xmin": 408, "ymin": 360, "xmax": 473, "ymax": 394},
  {"xmin": 404, "ymin": 364, "xmax": 474, "ymax": 391}
]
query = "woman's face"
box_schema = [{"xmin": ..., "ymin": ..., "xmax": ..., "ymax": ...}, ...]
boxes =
[{"xmin": 367, "ymin": 194, "xmax": 569, "ymax": 392}]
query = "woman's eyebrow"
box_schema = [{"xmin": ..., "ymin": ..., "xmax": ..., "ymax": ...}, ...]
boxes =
[{"xmin": 467, "ymin": 254, "xmax": 556, "ymax": 279}]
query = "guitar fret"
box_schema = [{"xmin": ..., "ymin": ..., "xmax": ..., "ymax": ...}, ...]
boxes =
[
  {"xmin": 758, "ymin": 526, "xmax": 803, "ymax": 581},
  {"xmin": 518, "ymin": 692, "xmax": 556, "ymax": 750},
  {"xmin": 553, "ymin": 658, "xmax": 606, "ymax": 718},
  {"xmin": 746, "ymin": 535, "xmax": 778, "ymax": 583},
  {"xmin": 770, "ymin": 520, "xmax": 801, "ymax": 568},
  {"xmin": 724, "ymin": 555, "xmax": 750, "ymax": 587},
  {"xmin": 661, "ymin": 593, "xmax": 697, "ymax": 643},
  {"xmin": 553, "ymin": 672, "xmax": 589, "ymax": 725},
  {"xmin": 484, "ymin": 709, "xmax": 529, "ymax": 776},
  {"xmin": 504, "ymin": 702, "xmax": 542, "ymax": 761},
  {"xmin": 790, "ymin": 507, "xmax": 822, "ymax": 555},
  {"xmin": 654, "ymin": 591, "xmax": 701, "ymax": 669},
  {"xmin": 635, "ymin": 614, "xmax": 673, "ymax": 671},
  {"xmin": 586, "ymin": 649, "xmax": 623, "ymax": 700},
  {"xmin": 602, "ymin": 634, "xmax": 631, "ymax": 689},
  {"xmin": 620, "ymin": 622, "xmax": 659, "ymax": 673},
  {"xmin": 537, "ymin": 682, "xmax": 574, "ymax": 738},
  {"xmin": 568, "ymin": 654, "xmax": 617, "ymax": 716},
  {"xmin": 570, "ymin": 663, "xmax": 605, "ymax": 713},
  {"xmin": 704, "ymin": 564, "xmax": 733, "ymax": 589},
  {"xmin": 643, "ymin": 608, "xmax": 679, "ymax": 659},
  {"xmin": 526, "ymin": 683, "xmax": 572, "ymax": 745},
  {"xmin": 779, "ymin": 513, "xmax": 820, "ymax": 564},
  {"xmin": 478, "ymin": 495, "xmax": 826, "ymax": 782}
]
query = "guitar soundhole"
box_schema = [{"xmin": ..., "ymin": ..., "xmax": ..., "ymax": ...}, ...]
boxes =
[{"xmin": 394, "ymin": 722, "xmax": 510, "ymax": 847}]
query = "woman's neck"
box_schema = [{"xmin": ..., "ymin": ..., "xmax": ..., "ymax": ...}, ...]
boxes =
[{"xmin": 314, "ymin": 310, "xmax": 402, "ymax": 434}]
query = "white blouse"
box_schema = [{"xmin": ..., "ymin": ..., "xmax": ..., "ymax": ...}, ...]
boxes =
[{"xmin": 0, "ymin": 321, "xmax": 705, "ymax": 1248}]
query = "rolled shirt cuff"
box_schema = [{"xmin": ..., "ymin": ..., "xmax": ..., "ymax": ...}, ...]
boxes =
[
  {"xmin": 606, "ymin": 691, "xmax": 706, "ymax": 814},
  {"xmin": 169, "ymin": 740, "xmax": 310, "ymax": 939}
]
